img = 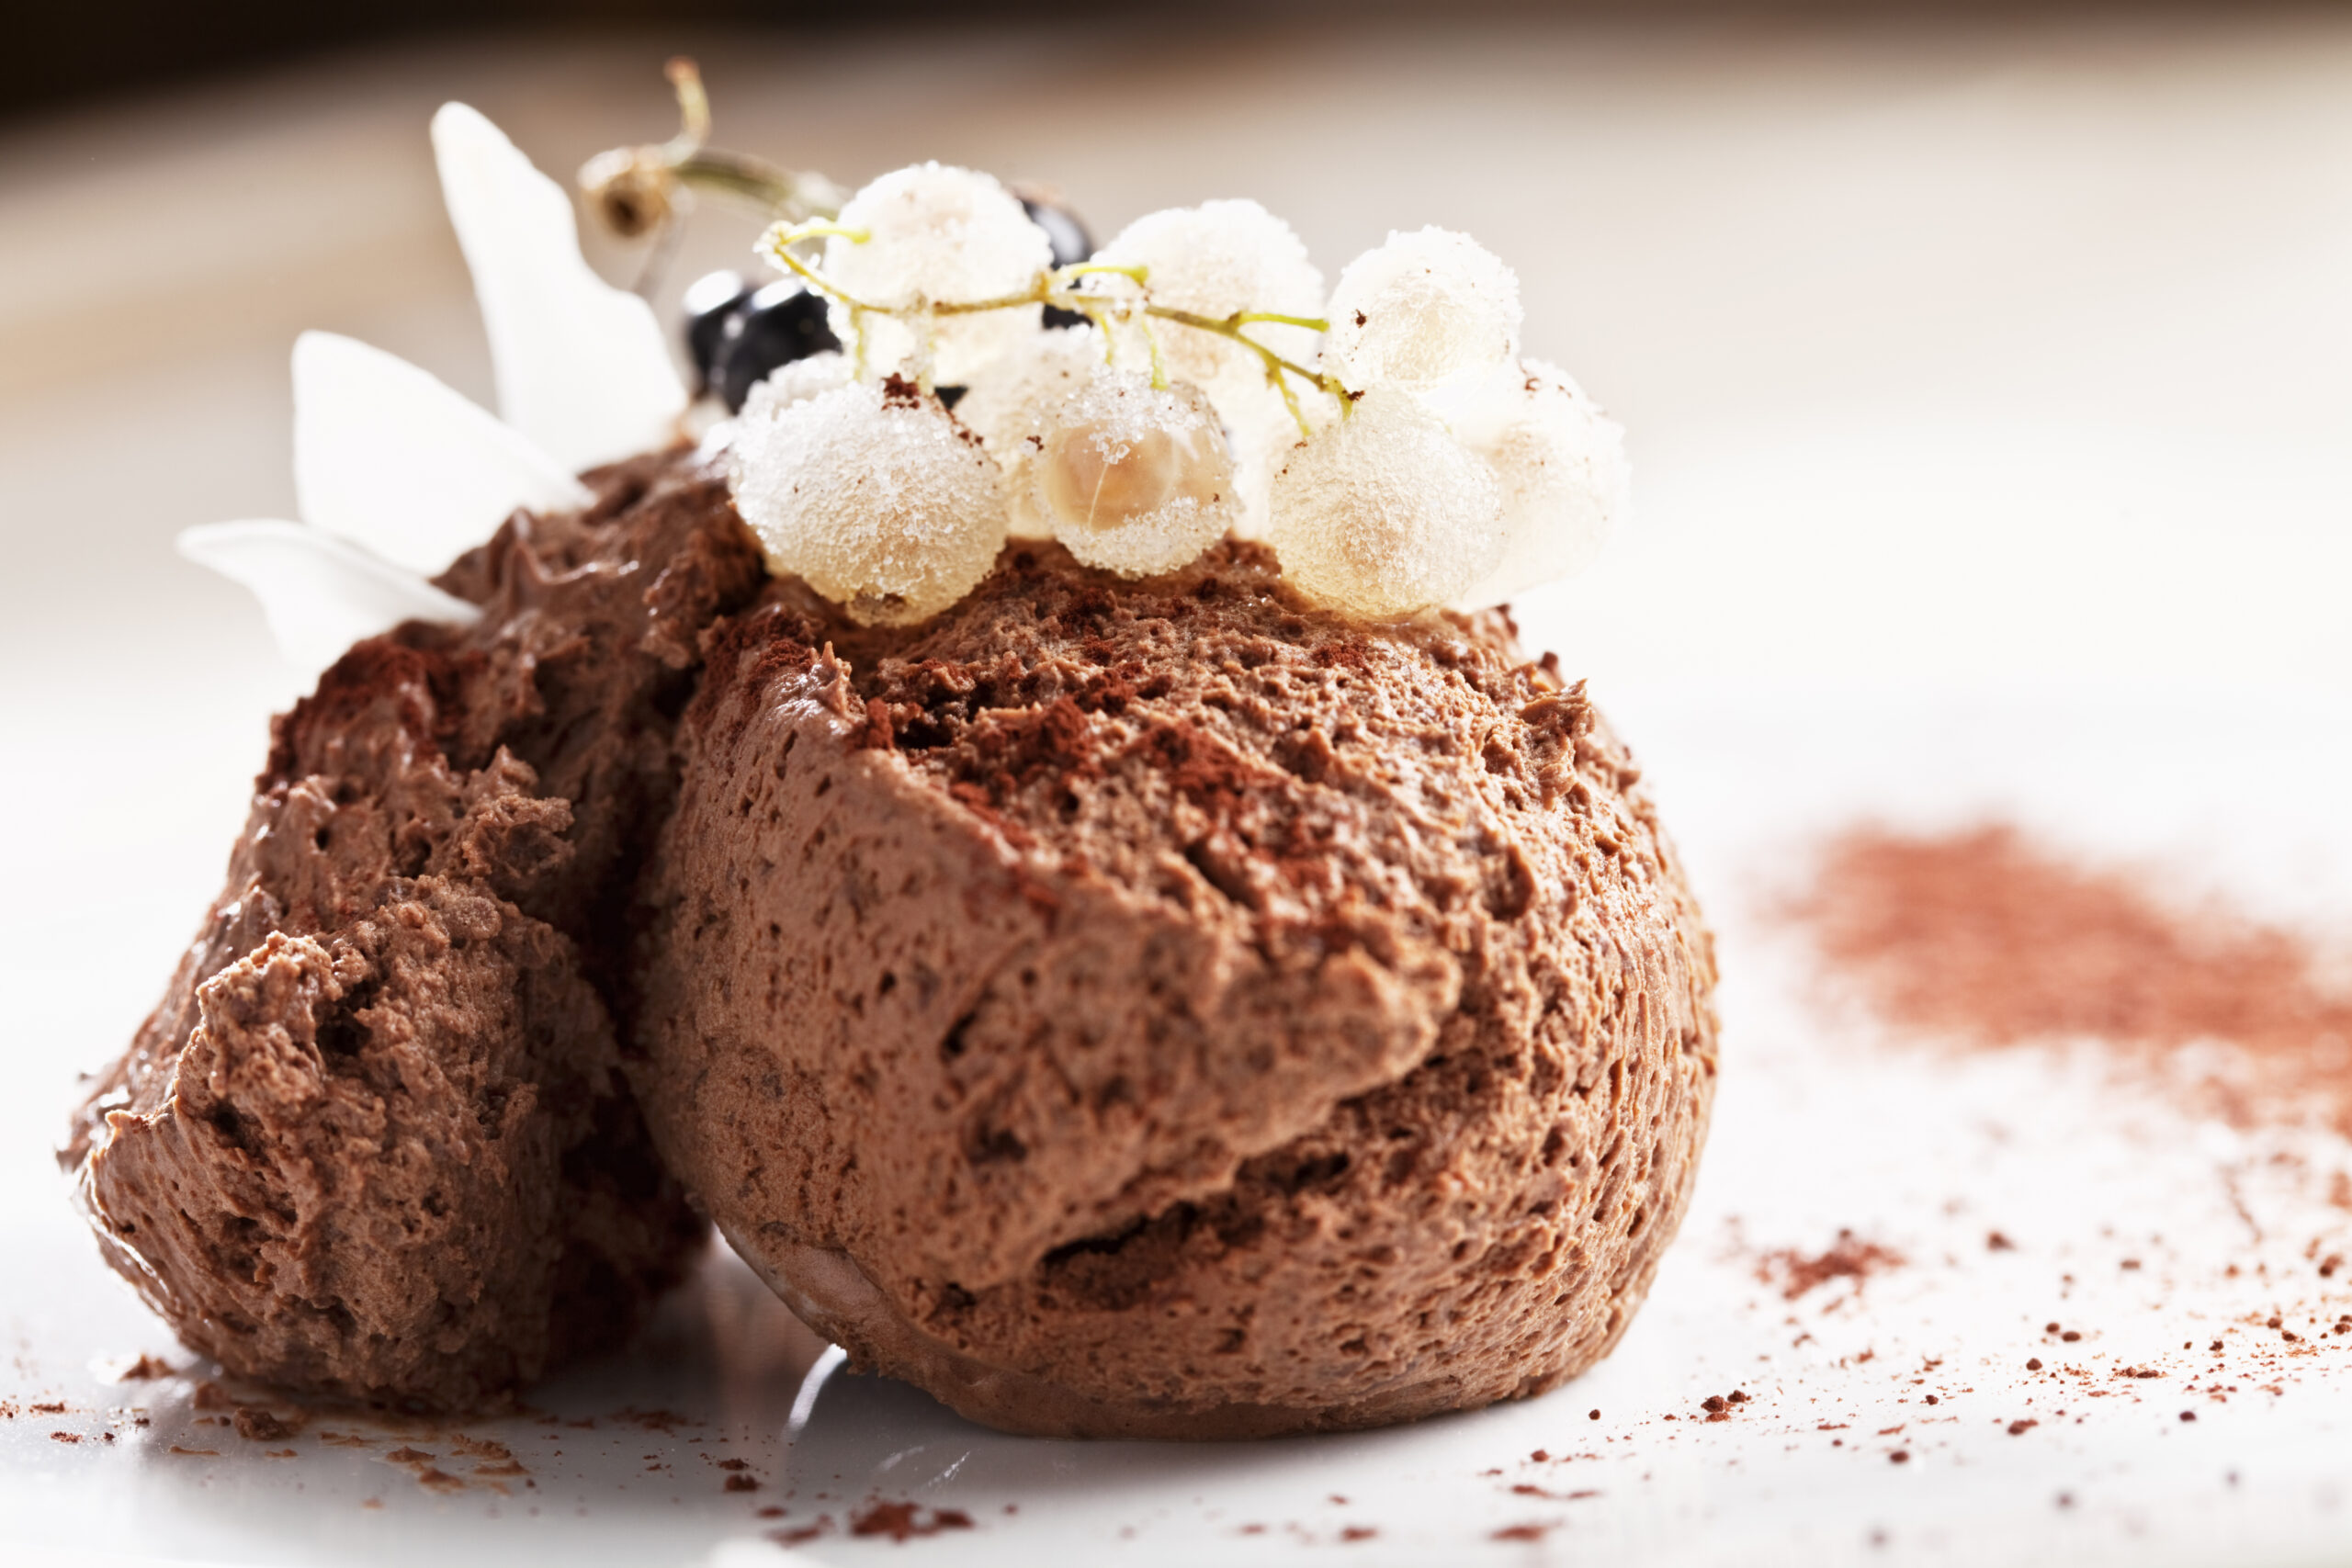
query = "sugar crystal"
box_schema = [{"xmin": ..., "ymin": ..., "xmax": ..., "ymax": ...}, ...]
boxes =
[
  {"xmin": 1324, "ymin": 228, "xmax": 1521, "ymax": 394},
  {"xmin": 729, "ymin": 377, "xmax": 1007, "ymax": 626},
  {"xmin": 823, "ymin": 164, "xmax": 1053, "ymax": 383},
  {"xmin": 1085, "ymin": 200, "xmax": 1325, "ymax": 414},
  {"xmin": 955, "ymin": 326, "xmax": 1104, "ymax": 537},
  {"xmin": 1453, "ymin": 358, "xmax": 1628, "ymax": 607},
  {"xmin": 1268, "ymin": 388, "xmax": 1502, "ymax": 619},
  {"xmin": 1033, "ymin": 373, "xmax": 1236, "ymax": 578}
]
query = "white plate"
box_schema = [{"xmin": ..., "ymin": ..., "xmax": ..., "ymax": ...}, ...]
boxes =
[{"xmin": 6, "ymin": 686, "xmax": 2350, "ymax": 1568}]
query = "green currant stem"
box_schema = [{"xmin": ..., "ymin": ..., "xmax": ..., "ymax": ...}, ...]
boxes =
[
  {"xmin": 1057, "ymin": 261, "xmax": 1149, "ymax": 285},
  {"xmin": 1143, "ymin": 307, "xmax": 1348, "ymax": 434},
  {"xmin": 753, "ymin": 222, "xmax": 1352, "ymax": 435},
  {"xmin": 664, "ymin": 56, "xmax": 712, "ymax": 155},
  {"xmin": 670, "ymin": 152, "xmax": 843, "ymax": 223},
  {"xmin": 760, "ymin": 223, "xmax": 882, "ymax": 310}
]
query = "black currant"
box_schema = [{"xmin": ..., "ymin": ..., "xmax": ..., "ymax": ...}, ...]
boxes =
[
  {"xmin": 715, "ymin": 281, "xmax": 842, "ymax": 412},
  {"xmin": 681, "ymin": 269, "xmax": 758, "ymax": 395},
  {"xmin": 1022, "ymin": 196, "xmax": 1094, "ymax": 331}
]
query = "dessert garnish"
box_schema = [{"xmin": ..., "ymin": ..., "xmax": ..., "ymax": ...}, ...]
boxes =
[
  {"xmin": 67, "ymin": 65, "xmax": 1714, "ymax": 1438},
  {"xmin": 180, "ymin": 60, "xmax": 1625, "ymax": 666}
]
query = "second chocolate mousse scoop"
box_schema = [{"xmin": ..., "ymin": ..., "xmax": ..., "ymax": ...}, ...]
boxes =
[
  {"xmin": 632, "ymin": 538, "xmax": 1718, "ymax": 1438},
  {"xmin": 62, "ymin": 453, "xmax": 760, "ymax": 1409}
]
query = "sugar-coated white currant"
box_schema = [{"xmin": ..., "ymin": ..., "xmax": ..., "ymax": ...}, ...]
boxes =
[
  {"xmin": 1453, "ymin": 358, "xmax": 1628, "ymax": 607},
  {"xmin": 1033, "ymin": 372, "xmax": 1238, "ymax": 578},
  {"xmin": 1324, "ymin": 227, "xmax": 1521, "ymax": 393},
  {"xmin": 1268, "ymin": 388, "xmax": 1503, "ymax": 620},
  {"xmin": 954, "ymin": 325, "xmax": 1104, "ymax": 538},
  {"xmin": 824, "ymin": 163, "xmax": 1053, "ymax": 382},
  {"xmin": 1085, "ymin": 200, "xmax": 1324, "ymax": 410},
  {"xmin": 1217, "ymin": 377, "xmax": 1302, "ymax": 541},
  {"xmin": 738, "ymin": 349, "xmax": 853, "ymax": 420},
  {"xmin": 729, "ymin": 376, "xmax": 1007, "ymax": 626}
]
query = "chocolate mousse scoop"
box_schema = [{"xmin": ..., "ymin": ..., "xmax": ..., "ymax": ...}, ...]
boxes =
[
  {"xmin": 633, "ymin": 537, "xmax": 1719, "ymax": 1438},
  {"xmin": 62, "ymin": 451, "xmax": 762, "ymax": 1410}
]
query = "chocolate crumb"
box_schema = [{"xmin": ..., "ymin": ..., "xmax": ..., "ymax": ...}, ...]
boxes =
[
  {"xmin": 232, "ymin": 1407, "xmax": 295, "ymax": 1442},
  {"xmin": 848, "ymin": 1501, "xmax": 976, "ymax": 1540}
]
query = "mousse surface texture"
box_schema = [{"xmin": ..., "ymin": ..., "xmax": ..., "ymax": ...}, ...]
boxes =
[
  {"xmin": 63, "ymin": 452, "xmax": 761, "ymax": 1409},
  {"xmin": 634, "ymin": 535, "xmax": 1720, "ymax": 1438},
  {"xmin": 66, "ymin": 448, "xmax": 1718, "ymax": 1431}
]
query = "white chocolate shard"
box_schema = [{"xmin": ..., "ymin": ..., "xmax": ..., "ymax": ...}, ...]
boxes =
[
  {"xmin": 293, "ymin": 332, "xmax": 593, "ymax": 577},
  {"xmin": 179, "ymin": 521, "xmax": 481, "ymax": 674},
  {"xmin": 431, "ymin": 102, "xmax": 687, "ymax": 471}
]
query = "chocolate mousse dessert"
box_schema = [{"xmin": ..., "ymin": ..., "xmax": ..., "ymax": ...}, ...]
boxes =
[
  {"xmin": 641, "ymin": 543, "xmax": 1713, "ymax": 1438},
  {"xmin": 63, "ymin": 75, "xmax": 1717, "ymax": 1432},
  {"xmin": 62, "ymin": 455, "xmax": 752, "ymax": 1409}
]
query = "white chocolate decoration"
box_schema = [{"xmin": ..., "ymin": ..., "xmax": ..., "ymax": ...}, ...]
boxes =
[
  {"xmin": 294, "ymin": 332, "xmax": 592, "ymax": 577},
  {"xmin": 179, "ymin": 522, "xmax": 481, "ymax": 675},
  {"xmin": 432, "ymin": 102, "xmax": 687, "ymax": 471}
]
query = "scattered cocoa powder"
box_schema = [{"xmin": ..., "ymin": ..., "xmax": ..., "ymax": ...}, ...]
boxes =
[
  {"xmin": 1758, "ymin": 1230, "xmax": 1905, "ymax": 1300},
  {"xmin": 1800, "ymin": 825, "xmax": 2352, "ymax": 1130},
  {"xmin": 611, "ymin": 1407, "xmax": 692, "ymax": 1434}
]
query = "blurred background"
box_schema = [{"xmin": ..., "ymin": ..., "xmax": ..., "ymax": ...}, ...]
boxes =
[{"xmin": 6, "ymin": 4, "xmax": 2352, "ymax": 1190}]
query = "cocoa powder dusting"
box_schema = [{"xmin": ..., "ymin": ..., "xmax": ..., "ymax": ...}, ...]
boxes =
[
  {"xmin": 1759, "ymin": 1230, "xmax": 1905, "ymax": 1300},
  {"xmin": 1802, "ymin": 825, "xmax": 2352, "ymax": 1129}
]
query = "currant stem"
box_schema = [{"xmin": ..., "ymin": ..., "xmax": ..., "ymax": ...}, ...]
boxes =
[
  {"xmin": 664, "ymin": 57, "xmax": 711, "ymax": 152},
  {"xmin": 752, "ymin": 221, "xmax": 1351, "ymax": 435},
  {"xmin": 670, "ymin": 152, "xmax": 843, "ymax": 223}
]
